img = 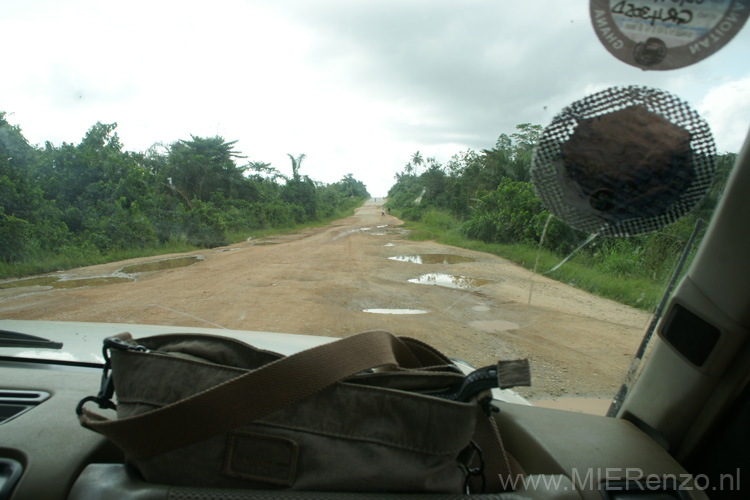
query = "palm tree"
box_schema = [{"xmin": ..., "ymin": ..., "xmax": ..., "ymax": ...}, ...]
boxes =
[
  {"xmin": 411, "ymin": 151, "xmax": 424, "ymax": 175},
  {"xmin": 248, "ymin": 161, "xmax": 286, "ymax": 182},
  {"xmin": 287, "ymin": 153, "xmax": 306, "ymax": 182}
]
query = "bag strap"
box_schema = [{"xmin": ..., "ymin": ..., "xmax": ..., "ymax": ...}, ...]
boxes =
[
  {"xmin": 79, "ymin": 330, "xmax": 448, "ymax": 459},
  {"xmin": 472, "ymin": 408, "xmax": 526, "ymax": 493}
]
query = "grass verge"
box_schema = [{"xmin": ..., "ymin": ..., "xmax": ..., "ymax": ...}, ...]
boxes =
[
  {"xmin": 0, "ymin": 239, "xmax": 199, "ymax": 280},
  {"xmin": 395, "ymin": 209, "xmax": 665, "ymax": 312},
  {"xmin": 1, "ymin": 201, "xmax": 365, "ymax": 281}
]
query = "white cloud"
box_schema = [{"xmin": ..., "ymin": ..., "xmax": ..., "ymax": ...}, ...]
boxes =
[
  {"xmin": 2, "ymin": 0, "xmax": 749, "ymax": 196},
  {"xmin": 698, "ymin": 75, "xmax": 750, "ymax": 154}
]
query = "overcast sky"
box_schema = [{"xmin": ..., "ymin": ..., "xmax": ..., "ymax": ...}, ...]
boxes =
[{"xmin": 2, "ymin": 0, "xmax": 749, "ymax": 196}]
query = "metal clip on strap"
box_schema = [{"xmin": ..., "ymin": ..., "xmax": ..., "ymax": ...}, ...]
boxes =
[
  {"xmin": 463, "ymin": 441, "xmax": 486, "ymax": 494},
  {"xmin": 76, "ymin": 336, "xmax": 148, "ymax": 415}
]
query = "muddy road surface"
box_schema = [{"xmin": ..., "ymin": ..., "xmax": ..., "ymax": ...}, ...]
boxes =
[{"xmin": 0, "ymin": 199, "xmax": 651, "ymax": 406}]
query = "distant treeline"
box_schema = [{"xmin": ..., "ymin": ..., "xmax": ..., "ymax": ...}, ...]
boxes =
[
  {"xmin": 387, "ymin": 123, "xmax": 736, "ymax": 286},
  {"xmin": 0, "ymin": 112, "xmax": 369, "ymax": 274}
]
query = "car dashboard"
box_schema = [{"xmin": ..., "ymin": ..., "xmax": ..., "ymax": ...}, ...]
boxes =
[{"xmin": 1, "ymin": 353, "xmax": 705, "ymax": 500}]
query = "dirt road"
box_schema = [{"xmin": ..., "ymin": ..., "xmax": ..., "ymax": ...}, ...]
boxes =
[{"xmin": 0, "ymin": 199, "xmax": 651, "ymax": 403}]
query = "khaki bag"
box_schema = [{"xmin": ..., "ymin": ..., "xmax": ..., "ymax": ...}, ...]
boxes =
[{"xmin": 77, "ymin": 330, "xmax": 529, "ymax": 493}]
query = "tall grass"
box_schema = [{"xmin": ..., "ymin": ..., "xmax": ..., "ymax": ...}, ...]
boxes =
[
  {"xmin": 0, "ymin": 239, "xmax": 199, "ymax": 280},
  {"xmin": 1, "ymin": 201, "xmax": 365, "ymax": 281},
  {"xmin": 395, "ymin": 208, "xmax": 674, "ymax": 311}
]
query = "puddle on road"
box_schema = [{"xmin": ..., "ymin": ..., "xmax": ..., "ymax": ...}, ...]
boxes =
[
  {"xmin": 363, "ymin": 308, "xmax": 428, "ymax": 315},
  {"xmin": 384, "ymin": 243, "xmax": 394, "ymax": 247},
  {"xmin": 369, "ymin": 228, "xmax": 407, "ymax": 236},
  {"xmin": 2, "ymin": 256, "xmax": 199, "ymax": 291},
  {"xmin": 336, "ymin": 227, "xmax": 408, "ymax": 240},
  {"xmin": 389, "ymin": 254, "xmax": 476, "ymax": 265},
  {"xmin": 364, "ymin": 226, "xmax": 407, "ymax": 236},
  {"xmin": 53, "ymin": 277, "xmax": 134, "ymax": 288},
  {"xmin": 120, "ymin": 256, "xmax": 201, "ymax": 274},
  {"xmin": 408, "ymin": 273, "xmax": 495, "ymax": 289},
  {"xmin": 0, "ymin": 276, "xmax": 134, "ymax": 290},
  {"xmin": 0, "ymin": 276, "xmax": 60, "ymax": 289},
  {"xmin": 470, "ymin": 320, "xmax": 520, "ymax": 332}
]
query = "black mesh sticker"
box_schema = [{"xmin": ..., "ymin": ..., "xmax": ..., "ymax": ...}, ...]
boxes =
[{"xmin": 531, "ymin": 85, "xmax": 716, "ymax": 237}]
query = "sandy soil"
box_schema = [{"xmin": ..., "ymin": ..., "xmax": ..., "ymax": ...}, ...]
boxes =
[{"xmin": 0, "ymin": 199, "xmax": 651, "ymax": 402}]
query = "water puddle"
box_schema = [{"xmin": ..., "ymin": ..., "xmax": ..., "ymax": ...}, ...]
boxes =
[
  {"xmin": 363, "ymin": 309, "xmax": 428, "ymax": 315},
  {"xmin": 389, "ymin": 254, "xmax": 476, "ymax": 265},
  {"xmin": 0, "ymin": 276, "xmax": 60, "ymax": 289},
  {"xmin": 2, "ymin": 255, "xmax": 199, "ymax": 291},
  {"xmin": 53, "ymin": 277, "xmax": 134, "ymax": 288},
  {"xmin": 336, "ymin": 226, "xmax": 408, "ymax": 240},
  {"xmin": 384, "ymin": 243, "xmax": 394, "ymax": 247},
  {"xmin": 120, "ymin": 256, "xmax": 201, "ymax": 274},
  {"xmin": 408, "ymin": 274, "xmax": 495, "ymax": 289},
  {"xmin": 470, "ymin": 320, "xmax": 520, "ymax": 332},
  {"xmin": 364, "ymin": 227, "xmax": 407, "ymax": 237},
  {"xmin": 0, "ymin": 276, "xmax": 134, "ymax": 290},
  {"xmin": 532, "ymin": 397, "xmax": 611, "ymax": 416}
]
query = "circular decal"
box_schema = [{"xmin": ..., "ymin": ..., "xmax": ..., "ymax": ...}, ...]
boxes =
[
  {"xmin": 590, "ymin": 0, "xmax": 750, "ymax": 70},
  {"xmin": 530, "ymin": 86, "xmax": 716, "ymax": 237}
]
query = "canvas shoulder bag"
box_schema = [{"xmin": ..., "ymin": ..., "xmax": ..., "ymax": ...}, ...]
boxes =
[{"xmin": 77, "ymin": 330, "xmax": 529, "ymax": 493}]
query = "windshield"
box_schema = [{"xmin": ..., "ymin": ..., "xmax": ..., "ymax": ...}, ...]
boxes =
[{"xmin": 1, "ymin": 1, "xmax": 748, "ymax": 414}]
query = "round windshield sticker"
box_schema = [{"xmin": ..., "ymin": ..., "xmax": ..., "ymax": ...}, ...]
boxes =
[
  {"xmin": 530, "ymin": 86, "xmax": 716, "ymax": 237},
  {"xmin": 590, "ymin": 0, "xmax": 750, "ymax": 70}
]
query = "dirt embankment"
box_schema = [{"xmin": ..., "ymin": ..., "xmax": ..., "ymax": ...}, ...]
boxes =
[{"xmin": 0, "ymin": 199, "xmax": 650, "ymax": 403}]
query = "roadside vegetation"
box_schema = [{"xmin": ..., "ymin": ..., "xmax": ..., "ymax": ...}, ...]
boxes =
[
  {"xmin": 386, "ymin": 124, "xmax": 736, "ymax": 311},
  {"xmin": 0, "ymin": 112, "xmax": 369, "ymax": 279}
]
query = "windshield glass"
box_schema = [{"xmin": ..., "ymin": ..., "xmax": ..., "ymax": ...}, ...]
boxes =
[{"xmin": 1, "ymin": 1, "xmax": 748, "ymax": 414}]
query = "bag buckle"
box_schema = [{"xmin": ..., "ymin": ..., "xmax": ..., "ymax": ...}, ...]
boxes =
[
  {"xmin": 76, "ymin": 336, "xmax": 147, "ymax": 415},
  {"xmin": 463, "ymin": 441, "xmax": 486, "ymax": 494}
]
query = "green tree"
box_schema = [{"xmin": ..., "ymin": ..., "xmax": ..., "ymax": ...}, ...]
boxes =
[
  {"xmin": 420, "ymin": 161, "xmax": 447, "ymax": 207},
  {"xmin": 166, "ymin": 136, "xmax": 246, "ymax": 203},
  {"xmin": 0, "ymin": 112, "xmax": 373, "ymax": 275},
  {"xmin": 336, "ymin": 173, "xmax": 369, "ymax": 198},
  {"xmin": 247, "ymin": 160, "xmax": 286, "ymax": 183},
  {"xmin": 281, "ymin": 153, "xmax": 317, "ymax": 221},
  {"xmin": 287, "ymin": 153, "xmax": 306, "ymax": 182},
  {"xmin": 0, "ymin": 112, "xmax": 71, "ymax": 262},
  {"xmin": 510, "ymin": 123, "xmax": 543, "ymax": 156},
  {"xmin": 0, "ymin": 112, "xmax": 43, "ymax": 220},
  {"xmin": 411, "ymin": 151, "xmax": 424, "ymax": 175}
]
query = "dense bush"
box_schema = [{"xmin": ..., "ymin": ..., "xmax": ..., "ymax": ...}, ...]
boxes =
[
  {"xmin": 0, "ymin": 113, "xmax": 369, "ymax": 277},
  {"xmin": 387, "ymin": 122, "xmax": 734, "ymax": 288},
  {"xmin": 462, "ymin": 179, "xmax": 547, "ymax": 244}
]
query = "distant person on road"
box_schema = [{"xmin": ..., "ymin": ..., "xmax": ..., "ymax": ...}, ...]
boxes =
[{"xmin": 382, "ymin": 209, "xmax": 385, "ymax": 216}]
